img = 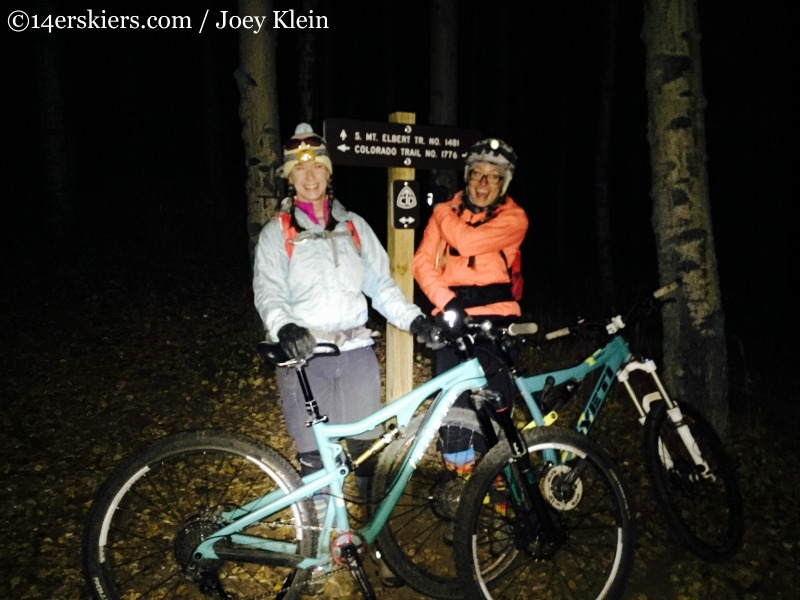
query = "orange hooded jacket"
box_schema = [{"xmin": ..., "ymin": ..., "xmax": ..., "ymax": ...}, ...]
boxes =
[{"xmin": 413, "ymin": 191, "xmax": 529, "ymax": 317}]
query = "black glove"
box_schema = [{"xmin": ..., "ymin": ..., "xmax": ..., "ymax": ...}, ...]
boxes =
[
  {"xmin": 277, "ymin": 323, "xmax": 316, "ymax": 361},
  {"xmin": 409, "ymin": 315, "xmax": 445, "ymax": 349},
  {"xmin": 442, "ymin": 298, "xmax": 470, "ymax": 332}
]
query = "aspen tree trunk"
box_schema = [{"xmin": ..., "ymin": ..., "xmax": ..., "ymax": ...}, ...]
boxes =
[
  {"xmin": 428, "ymin": 0, "xmax": 459, "ymax": 199},
  {"xmin": 199, "ymin": 32, "xmax": 228, "ymax": 211},
  {"xmin": 297, "ymin": 0, "xmax": 320, "ymax": 124},
  {"xmin": 235, "ymin": 0, "xmax": 282, "ymax": 269},
  {"xmin": 34, "ymin": 0, "xmax": 74, "ymax": 242},
  {"xmin": 642, "ymin": 0, "xmax": 729, "ymax": 432},
  {"xmin": 594, "ymin": 0, "xmax": 620, "ymax": 311}
]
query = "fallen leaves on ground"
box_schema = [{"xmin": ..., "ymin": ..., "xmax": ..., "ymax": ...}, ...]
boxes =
[{"xmin": 1, "ymin": 251, "xmax": 797, "ymax": 599}]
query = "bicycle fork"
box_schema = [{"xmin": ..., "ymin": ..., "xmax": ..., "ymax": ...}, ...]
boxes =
[
  {"xmin": 471, "ymin": 389, "xmax": 567, "ymax": 549},
  {"xmin": 618, "ymin": 359, "xmax": 715, "ymax": 481}
]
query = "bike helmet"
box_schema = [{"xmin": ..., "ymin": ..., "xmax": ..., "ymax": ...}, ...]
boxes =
[{"xmin": 464, "ymin": 138, "xmax": 518, "ymax": 195}]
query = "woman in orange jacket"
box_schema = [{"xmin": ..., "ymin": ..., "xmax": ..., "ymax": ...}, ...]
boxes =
[{"xmin": 413, "ymin": 137, "xmax": 529, "ymax": 470}]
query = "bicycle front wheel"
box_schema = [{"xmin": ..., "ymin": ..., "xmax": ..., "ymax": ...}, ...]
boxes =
[
  {"xmin": 643, "ymin": 400, "xmax": 744, "ymax": 562},
  {"xmin": 372, "ymin": 407, "xmax": 489, "ymax": 599},
  {"xmin": 82, "ymin": 430, "xmax": 318, "ymax": 600},
  {"xmin": 453, "ymin": 427, "xmax": 635, "ymax": 600}
]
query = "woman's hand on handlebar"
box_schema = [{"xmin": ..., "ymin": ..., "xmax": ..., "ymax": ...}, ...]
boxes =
[
  {"xmin": 410, "ymin": 315, "xmax": 447, "ymax": 350},
  {"xmin": 277, "ymin": 323, "xmax": 317, "ymax": 361}
]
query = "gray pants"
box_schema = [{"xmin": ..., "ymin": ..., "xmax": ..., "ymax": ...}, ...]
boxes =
[{"xmin": 276, "ymin": 345, "xmax": 382, "ymax": 455}]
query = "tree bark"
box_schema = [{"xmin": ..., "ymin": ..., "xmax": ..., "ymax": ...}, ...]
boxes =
[
  {"xmin": 642, "ymin": 0, "xmax": 729, "ymax": 433},
  {"xmin": 297, "ymin": 0, "xmax": 320, "ymax": 123},
  {"xmin": 594, "ymin": 0, "xmax": 620, "ymax": 311},
  {"xmin": 33, "ymin": 0, "xmax": 74, "ymax": 241},
  {"xmin": 428, "ymin": 0, "xmax": 459, "ymax": 199},
  {"xmin": 235, "ymin": 0, "xmax": 282, "ymax": 269},
  {"xmin": 199, "ymin": 31, "xmax": 228, "ymax": 211}
]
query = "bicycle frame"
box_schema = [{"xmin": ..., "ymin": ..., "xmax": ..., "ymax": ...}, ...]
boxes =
[
  {"xmin": 516, "ymin": 335, "xmax": 634, "ymax": 433},
  {"xmin": 514, "ymin": 328, "xmax": 711, "ymax": 474},
  {"xmin": 192, "ymin": 356, "xmax": 489, "ymax": 571}
]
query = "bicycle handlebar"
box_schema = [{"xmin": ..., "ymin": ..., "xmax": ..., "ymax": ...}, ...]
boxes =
[
  {"xmin": 541, "ymin": 279, "xmax": 682, "ymax": 342},
  {"xmin": 258, "ymin": 280, "xmax": 681, "ymax": 367},
  {"xmin": 545, "ymin": 326, "xmax": 572, "ymax": 341},
  {"xmin": 653, "ymin": 279, "xmax": 680, "ymax": 299},
  {"xmin": 257, "ymin": 341, "xmax": 340, "ymax": 368}
]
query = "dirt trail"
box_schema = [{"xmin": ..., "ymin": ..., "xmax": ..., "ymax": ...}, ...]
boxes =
[{"xmin": 2, "ymin": 255, "xmax": 797, "ymax": 599}]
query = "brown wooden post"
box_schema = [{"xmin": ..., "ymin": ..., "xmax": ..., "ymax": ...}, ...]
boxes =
[
  {"xmin": 323, "ymin": 115, "xmax": 479, "ymax": 403},
  {"xmin": 385, "ymin": 111, "xmax": 416, "ymax": 402}
]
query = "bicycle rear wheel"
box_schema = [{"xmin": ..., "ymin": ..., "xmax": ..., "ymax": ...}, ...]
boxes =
[
  {"xmin": 82, "ymin": 430, "xmax": 318, "ymax": 600},
  {"xmin": 372, "ymin": 407, "xmax": 489, "ymax": 599},
  {"xmin": 453, "ymin": 427, "xmax": 635, "ymax": 600},
  {"xmin": 643, "ymin": 400, "xmax": 744, "ymax": 562}
]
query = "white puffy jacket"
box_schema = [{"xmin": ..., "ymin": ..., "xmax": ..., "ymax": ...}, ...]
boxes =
[{"xmin": 253, "ymin": 199, "xmax": 423, "ymax": 351}]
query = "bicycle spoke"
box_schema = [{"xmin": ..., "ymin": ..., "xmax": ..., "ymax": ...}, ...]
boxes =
[
  {"xmin": 454, "ymin": 428, "xmax": 635, "ymax": 599},
  {"xmin": 644, "ymin": 401, "xmax": 744, "ymax": 561},
  {"xmin": 373, "ymin": 408, "xmax": 486, "ymax": 599},
  {"xmin": 83, "ymin": 431, "xmax": 316, "ymax": 600}
]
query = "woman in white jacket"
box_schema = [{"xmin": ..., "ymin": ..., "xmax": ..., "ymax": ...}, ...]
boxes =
[{"xmin": 253, "ymin": 124, "xmax": 438, "ymax": 585}]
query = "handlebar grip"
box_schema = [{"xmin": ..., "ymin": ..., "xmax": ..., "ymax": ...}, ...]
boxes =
[
  {"xmin": 257, "ymin": 341, "xmax": 340, "ymax": 368},
  {"xmin": 545, "ymin": 327, "xmax": 571, "ymax": 340},
  {"xmin": 653, "ymin": 279, "xmax": 680, "ymax": 299},
  {"xmin": 508, "ymin": 322, "xmax": 538, "ymax": 336},
  {"xmin": 314, "ymin": 342, "xmax": 341, "ymax": 356}
]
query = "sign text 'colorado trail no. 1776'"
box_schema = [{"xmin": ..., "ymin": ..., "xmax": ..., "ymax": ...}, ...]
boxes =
[{"xmin": 323, "ymin": 118, "xmax": 481, "ymax": 170}]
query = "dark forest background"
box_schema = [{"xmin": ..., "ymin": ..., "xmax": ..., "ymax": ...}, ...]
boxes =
[{"xmin": 5, "ymin": 0, "xmax": 796, "ymax": 381}]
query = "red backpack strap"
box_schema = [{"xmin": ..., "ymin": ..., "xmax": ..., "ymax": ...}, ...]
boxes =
[
  {"xmin": 499, "ymin": 249, "xmax": 524, "ymax": 301},
  {"xmin": 278, "ymin": 211, "xmax": 297, "ymax": 259},
  {"xmin": 279, "ymin": 211, "xmax": 360, "ymax": 261},
  {"xmin": 346, "ymin": 220, "xmax": 362, "ymax": 254}
]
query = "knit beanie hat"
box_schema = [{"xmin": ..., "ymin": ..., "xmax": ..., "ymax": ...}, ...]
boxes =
[
  {"xmin": 464, "ymin": 138, "xmax": 518, "ymax": 195},
  {"xmin": 282, "ymin": 123, "xmax": 333, "ymax": 177}
]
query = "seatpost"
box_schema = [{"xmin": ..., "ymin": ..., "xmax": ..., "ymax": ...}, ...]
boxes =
[{"xmin": 295, "ymin": 364, "xmax": 328, "ymax": 426}]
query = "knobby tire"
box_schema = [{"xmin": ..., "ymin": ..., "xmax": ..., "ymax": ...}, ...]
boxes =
[
  {"xmin": 372, "ymin": 407, "xmax": 490, "ymax": 599},
  {"xmin": 82, "ymin": 430, "xmax": 317, "ymax": 600},
  {"xmin": 453, "ymin": 427, "xmax": 635, "ymax": 600},
  {"xmin": 643, "ymin": 400, "xmax": 744, "ymax": 562}
]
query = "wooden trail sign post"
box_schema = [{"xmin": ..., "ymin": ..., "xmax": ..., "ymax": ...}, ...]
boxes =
[{"xmin": 323, "ymin": 114, "xmax": 481, "ymax": 402}]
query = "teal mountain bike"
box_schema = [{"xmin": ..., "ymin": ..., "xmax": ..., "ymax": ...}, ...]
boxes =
[
  {"xmin": 448, "ymin": 281, "xmax": 744, "ymax": 599},
  {"xmin": 82, "ymin": 321, "xmax": 635, "ymax": 599}
]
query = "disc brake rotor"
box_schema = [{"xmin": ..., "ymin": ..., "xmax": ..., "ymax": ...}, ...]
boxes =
[{"xmin": 541, "ymin": 465, "xmax": 583, "ymax": 511}]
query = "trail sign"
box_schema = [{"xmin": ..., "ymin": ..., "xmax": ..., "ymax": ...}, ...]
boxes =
[
  {"xmin": 324, "ymin": 118, "xmax": 482, "ymax": 170},
  {"xmin": 392, "ymin": 180, "xmax": 420, "ymax": 229}
]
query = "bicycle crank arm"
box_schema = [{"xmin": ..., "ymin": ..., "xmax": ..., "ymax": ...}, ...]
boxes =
[{"xmin": 340, "ymin": 543, "xmax": 376, "ymax": 600}]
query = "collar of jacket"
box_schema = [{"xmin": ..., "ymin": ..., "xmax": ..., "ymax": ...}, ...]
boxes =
[
  {"xmin": 292, "ymin": 198, "xmax": 350, "ymax": 230},
  {"xmin": 458, "ymin": 189, "xmax": 508, "ymax": 214}
]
